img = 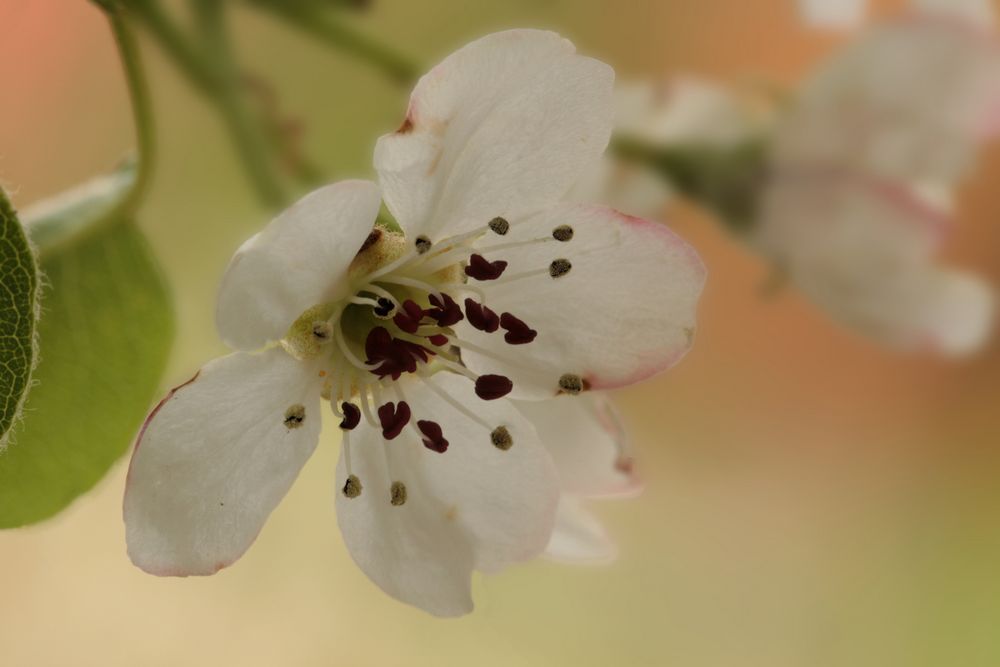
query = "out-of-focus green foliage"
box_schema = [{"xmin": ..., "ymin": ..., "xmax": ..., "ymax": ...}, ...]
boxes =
[
  {"xmin": 613, "ymin": 137, "xmax": 770, "ymax": 235},
  {"xmin": 0, "ymin": 164, "xmax": 173, "ymax": 527},
  {"xmin": 0, "ymin": 189, "xmax": 41, "ymax": 451}
]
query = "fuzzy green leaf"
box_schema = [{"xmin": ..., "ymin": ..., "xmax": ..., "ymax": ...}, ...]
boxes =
[
  {"xmin": 0, "ymin": 189, "xmax": 41, "ymax": 451},
  {"xmin": 0, "ymin": 166, "xmax": 173, "ymax": 527}
]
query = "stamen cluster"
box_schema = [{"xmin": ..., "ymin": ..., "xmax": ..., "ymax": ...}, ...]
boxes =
[{"xmin": 313, "ymin": 215, "xmax": 575, "ymax": 506}]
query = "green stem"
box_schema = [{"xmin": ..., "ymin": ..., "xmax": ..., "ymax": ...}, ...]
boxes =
[
  {"xmin": 129, "ymin": 0, "xmax": 289, "ymax": 208},
  {"xmin": 98, "ymin": 4, "xmax": 155, "ymax": 214},
  {"xmin": 612, "ymin": 135, "xmax": 768, "ymax": 235},
  {"xmin": 248, "ymin": 0, "xmax": 420, "ymax": 85}
]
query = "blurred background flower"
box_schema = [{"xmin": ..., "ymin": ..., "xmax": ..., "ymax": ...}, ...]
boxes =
[{"xmin": 1, "ymin": 0, "xmax": 999, "ymax": 665}]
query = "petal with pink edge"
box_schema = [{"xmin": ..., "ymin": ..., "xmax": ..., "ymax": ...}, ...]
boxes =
[
  {"xmin": 216, "ymin": 181, "xmax": 381, "ymax": 351},
  {"xmin": 374, "ymin": 29, "xmax": 614, "ymax": 240},
  {"xmin": 757, "ymin": 171, "xmax": 995, "ymax": 356},
  {"xmin": 456, "ymin": 204, "xmax": 706, "ymax": 399},
  {"xmin": 334, "ymin": 373, "xmax": 559, "ymax": 617},
  {"xmin": 514, "ymin": 394, "xmax": 640, "ymax": 498},
  {"xmin": 124, "ymin": 347, "xmax": 322, "ymax": 576}
]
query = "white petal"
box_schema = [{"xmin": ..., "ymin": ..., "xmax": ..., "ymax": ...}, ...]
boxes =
[
  {"xmin": 374, "ymin": 30, "xmax": 614, "ymax": 240},
  {"xmin": 456, "ymin": 204, "xmax": 706, "ymax": 399},
  {"xmin": 777, "ymin": 17, "xmax": 1000, "ymax": 185},
  {"xmin": 514, "ymin": 394, "xmax": 639, "ymax": 498},
  {"xmin": 216, "ymin": 181, "xmax": 381, "ymax": 351},
  {"xmin": 757, "ymin": 174, "xmax": 996, "ymax": 355},
  {"xmin": 755, "ymin": 169, "xmax": 946, "ymax": 266},
  {"xmin": 918, "ymin": 269, "xmax": 996, "ymax": 355},
  {"xmin": 124, "ymin": 347, "xmax": 323, "ymax": 576},
  {"xmin": 544, "ymin": 497, "xmax": 617, "ymax": 565},
  {"xmin": 334, "ymin": 373, "xmax": 559, "ymax": 617},
  {"xmin": 795, "ymin": 263, "xmax": 995, "ymax": 356},
  {"xmin": 798, "ymin": 0, "xmax": 868, "ymax": 29}
]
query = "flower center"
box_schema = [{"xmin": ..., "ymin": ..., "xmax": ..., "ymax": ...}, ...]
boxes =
[{"xmin": 286, "ymin": 216, "xmax": 575, "ymax": 506}]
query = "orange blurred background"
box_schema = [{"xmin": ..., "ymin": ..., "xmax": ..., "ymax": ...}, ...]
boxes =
[{"xmin": 1, "ymin": 1, "xmax": 999, "ymax": 665}]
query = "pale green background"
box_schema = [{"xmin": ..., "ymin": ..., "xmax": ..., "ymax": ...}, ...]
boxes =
[{"xmin": 2, "ymin": 1, "xmax": 1000, "ymax": 665}]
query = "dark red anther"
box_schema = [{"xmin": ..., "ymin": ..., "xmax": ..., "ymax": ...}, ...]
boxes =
[
  {"xmin": 400, "ymin": 340, "xmax": 431, "ymax": 363},
  {"xmin": 392, "ymin": 299, "xmax": 426, "ymax": 334},
  {"xmin": 365, "ymin": 326, "xmax": 394, "ymax": 362},
  {"xmin": 417, "ymin": 420, "xmax": 449, "ymax": 453},
  {"xmin": 499, "ymin": 312, "xmax": 537, "ymax": 345},
  {"xmin": 377, "ymin": 401, "xmax": 411, "ymax": 440},
  {"xmin": 366, "ymin": 327, "xmax": 422, "ymax": 380},
  {"xmin": 428, "ymin": 334, "xmax": 449, "ymax": 347},
  {"xmin": 426, "ymin": 293, "xmax": 464, "ymax": 327},
  {"xmin": 373, "ymin": 297, "xmax": 395, "ymax": 318},
  {"xmin": 475, "ymin": 374, "xmax": 513, "ymax": 400},
  {"xmin": 339, "ymin": 402, "xmax": 361, "ymax": 430},
  {"xmin": 464, "ymin": 298, "xmax": 500, "ymax": 333},
  {"xmin": 464, "ymin": 254, "xmax": 508, "ymax": 281}
]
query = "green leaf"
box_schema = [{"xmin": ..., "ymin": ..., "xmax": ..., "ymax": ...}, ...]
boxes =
[
  {"xmin": 0, "ymin": 165, "xmax": 173, "ymax": 527},
  {"xmin": 0, "ymin": 189, "xmax": 41, "ymax": 451}
]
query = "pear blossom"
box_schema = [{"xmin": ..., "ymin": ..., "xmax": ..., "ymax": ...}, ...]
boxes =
[
  {"xmin": 601, "ymin": 5, "xmax": 999, "ymax": 354},
  {"xmin": 755, "ymin": 2, "xmax": 1000, "ymax": 354},
  {"xmin": 124, "ymin": 30, "xmax": 706, "ymax": 616}
]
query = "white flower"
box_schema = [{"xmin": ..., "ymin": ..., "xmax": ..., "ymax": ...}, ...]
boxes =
[
  {"xmin": 591, "ymin": 6, "xmax": 998, "ymax": 354},
  {"xmin": 123, "ymin": 30, "xmax": 706, "ymax": 616},
  {"xmin": 755, "ymin": 5, "xmax": 1000, "ymax": 354}
]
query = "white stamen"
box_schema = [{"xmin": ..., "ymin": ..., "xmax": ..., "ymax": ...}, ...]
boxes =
[
  {"xmin": 343, "ymin": 430, "xmax": 353, "ymax": 475},
  {"xmin": 356, "ymin": 283, "xmax": 399, "ymax": 306},
  {"xmin": 420, "ymin": 373, "xmax": 493, "ymax": 431},
  {"xmin": 371, "ymin": 380, "xmax": 386, "ymax": 412},
  {"xmin": 418, "ymin": 226, "xmax": 490, "ymax": 259},
  {"xmin": 436, "ymin": 357, "xmax": 478, "ymax": 380},
  {"xmin": 475, "ymin": 236, "xmax": 554, "ymax": 255},
  {"xmin": 493, "ymin": 266, "xmax": 549, "ymax": 284},
  {"xmin": 350, "ymin": 296, "xmax": 381, "ymax": 308},
  {"xmin": 418, "ymin": 210, "xmax": 544, "ymax": 264},
  {"xmin": 335, "ymin": 321, "xmax": 379, "ymax": 372},
  {"xmin": 495, "ymin": 258, "xmax": 572, "ymax": 285},
  {"xmin": 358, "ymin": 382, "xmax": 379, "ymax": 428},
  {"xmin": 445, "ymin": 336, "xmax": 508, "ymax": 362},
  {"xmin": 339, "ymin": 368, "xmax": 352, "ymax": 407},
  {"xmin": 329, "ymin": 392, "xmax": 344, "ymax": 419},
  {"xmin": 377, "ymin": 274, "xmax": 444, "ymax": 298},
  {"xmin": 438, "ymin": 282, "xmax": 487, "ymax": 300},
  {"xmin": 359, "ymin": 247, "xmax": 421, "ymax": 284}
]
